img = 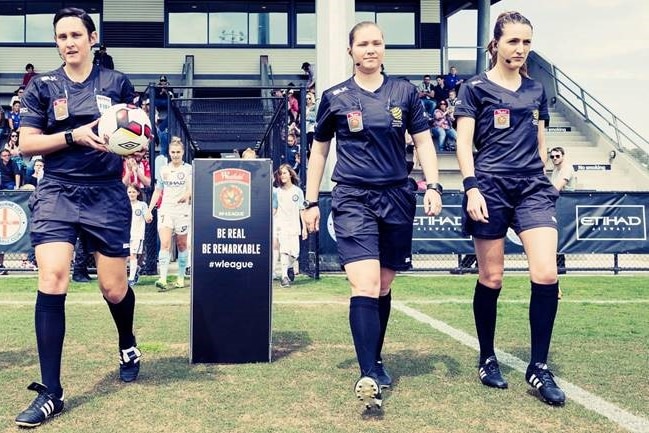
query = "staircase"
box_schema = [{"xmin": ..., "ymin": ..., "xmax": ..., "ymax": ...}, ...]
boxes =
[{"xmin": 411, "ymin": 107, "xmax": 649, "ymax": 192}]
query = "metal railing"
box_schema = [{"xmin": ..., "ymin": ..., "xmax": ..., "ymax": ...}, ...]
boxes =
[{"xmin": 528, "ymin": 51, "xmax": 649, "ymax": 161}]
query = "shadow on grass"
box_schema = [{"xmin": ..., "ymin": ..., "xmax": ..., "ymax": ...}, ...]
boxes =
[
  {"xmin": 0, "ymin": 348, "xmax": 38, "ymax": 370},
  {"xmin": 337, "ymin": 349, "xmax": 462, "ymax": 385},
  {"xmin": 272, "ymin": 330, "xmax": 311, "ymax": 361},
  {"xmin": 65, "ymin": 355, "xmax": 218, "ymax": 411}
]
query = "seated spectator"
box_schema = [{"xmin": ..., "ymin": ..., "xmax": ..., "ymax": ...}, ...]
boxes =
[
  {"xmin": 417, "ymin": 74, "xmax": 436, "ymax": 118},
  {"xmin": 549, "ymin": 146, "xmax": 576, "ymax": 191},
  {"xmin": 433, "ymin": 75, "xmax": 449, "ymax": 107},
  {"xmin": 24, "ymin": 158, "xmax": 44, "ymax": 188},
  {"xmin": 301, "ymin": 62, "xmax": 316, "ymax": 91},
  {"xmin": 0, "ymin": 109, "xmax": 8, "ymax": 143},
  {"xmin": 8, "ymin": 100, "xmax": 21, "ymax": 132},
  {"xmin": 446, "ymin": 89, "xmax": 459, "ymax": 127},
  {"xmin": 93, "ymin": 44, "xmax": 114, "ymax": 69},
  {"xmin": 0, "ymin": 149, "xmax": 21, "ymax": 189},
  {"xmin": 22, "ymin": 63, "xmax": 37, "ymax": 86},
  {"xmin": 4, "ymin": 130, "xmax": 27, "ymax": 179},
  {"xmin": 443, "ymin": 65, "xmax": 464, "ymax": 93},
  {"xmin": 431, "ymin": 101, "xmax": 457, "ymax": 152},
  {"xmin": 10, "ymin": 87, "xmax": 24, "ymax": 107}
]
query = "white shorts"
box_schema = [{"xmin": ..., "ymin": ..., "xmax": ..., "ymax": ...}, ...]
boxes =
[
  {"xmin": 130, "ymin": 238, "xmax": 144, "ymax": 255},
  {"xmin": 278, "ymin": 234, "xmax": 300, "ymax": 258},
  {"xmin": 158, "ymin": 210, "xmax": 190, "ymax": 235}
]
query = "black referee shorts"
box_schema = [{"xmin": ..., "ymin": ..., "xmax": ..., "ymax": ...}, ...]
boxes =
[
  {"xmin": 29, "ymin": 177, "xmax": 131, "ymax": 257},
  {"xmin": 331, "ymin": 182, "xmax": 416, "ymax": 271},
  {"xmin": 462, "ymin": 171, "xmax": 559, "ymax": 239}
]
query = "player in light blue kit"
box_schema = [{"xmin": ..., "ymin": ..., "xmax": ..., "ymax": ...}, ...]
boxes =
[{"xmin": 455, "ymin": 11, "xmax": 565, "ymax": 406}]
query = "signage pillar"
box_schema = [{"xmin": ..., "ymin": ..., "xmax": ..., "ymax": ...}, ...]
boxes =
[{"xmin": 190, "ymin": 158, "xmax": 273, "ymax": 363}]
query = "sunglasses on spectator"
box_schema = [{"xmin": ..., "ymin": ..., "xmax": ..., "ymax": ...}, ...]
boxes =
[
  {"xmin": 11, "ymin": 134, "xmax": 18, "ymax": 137},
  {"xmin": 550, "ymin": 154, "xmax": 562, "ymax": 159}
]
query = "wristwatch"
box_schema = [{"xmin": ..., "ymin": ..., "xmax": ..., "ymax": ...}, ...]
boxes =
[
  {"xmin": 426, "ymin": 182, "xmax": 444, "ymax": 196},
  {"xmin": 303, "ymin": 199, "xmax": 318, "ymax": 209},
  {"xmin": 64, "ymin": 129, "xmax": 74, "ymax": 146}
]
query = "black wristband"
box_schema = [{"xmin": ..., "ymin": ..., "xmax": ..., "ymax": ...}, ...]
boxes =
[
  {"xmin": 463, "ymin": 176, "xmax": 479, "ymax": 192},
  {"xmin": 64, "ymin": 129, "xmax": 74, "ymax": 146},
  {"xmin": 426, "ymin": 182, "xmax": 443, "ymax": 196}
]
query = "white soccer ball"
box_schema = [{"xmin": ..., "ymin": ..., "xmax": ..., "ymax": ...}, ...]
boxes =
[{"xmin": 98, "ymin": 103, "xmax": 153, "ymax": 156}]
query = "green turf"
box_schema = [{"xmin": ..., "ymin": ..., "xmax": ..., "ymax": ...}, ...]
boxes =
[{"xmin": 0, "ymin": 274, "xmax": 647, "ymax": 432}]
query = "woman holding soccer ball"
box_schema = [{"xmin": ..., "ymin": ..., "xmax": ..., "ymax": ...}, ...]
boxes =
[{"xmin": 15, "ymin": 7, "xmax": 143, "ymax": 428}]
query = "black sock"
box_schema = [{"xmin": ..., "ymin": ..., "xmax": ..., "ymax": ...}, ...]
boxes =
[
  {"xmin": 376, "ymin": 290, "xmax": 392, "ymax": 362},
  {"xmin": 105, "ymin": 286, "xmax": 136, "ymax": 350},
  {"xmin": 473, "ymin": 281, "xmax": 501, "ymax": 364},
  {"xmin": 349, "ymin": 296, "xmax": 380, "ymax": 377},
  {"xmin": 529, "ymin": 281, "xmax": 559, "ymax": 365},
  {"xmin": 35, "ymin": 291, "xmax": 66, "ymax": 398}
]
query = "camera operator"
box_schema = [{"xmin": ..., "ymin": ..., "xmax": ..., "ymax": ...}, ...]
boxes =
[{"xmin": 93, "ymin": 43, "xmax": 114, "ymax": 69}]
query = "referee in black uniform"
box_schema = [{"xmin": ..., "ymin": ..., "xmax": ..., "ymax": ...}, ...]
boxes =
[
  {"xmin": 15, "ymin": 7, "xmax": 143, "ymax": 427},
  {"xmin": 303, "ymin": 21, "xmax": 443, "ymax": 410}
]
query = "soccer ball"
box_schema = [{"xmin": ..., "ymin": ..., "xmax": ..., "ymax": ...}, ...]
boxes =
[{"xmin": 98, "ymin": 103, "xmax": 152, "ymax": 156}]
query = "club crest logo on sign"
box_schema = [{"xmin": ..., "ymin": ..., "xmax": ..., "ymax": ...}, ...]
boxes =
[
  {"xmin": 0, "ymin": 200, "xmax": 28, "ymax": 245},
  {"xmin": 346, "ymin": 111, "xmax": 363, "ymax": 132},
  {"xmin": 493, "ymin": 109, "xmax": 510, "ymax": 129},
  {"xmin": 213, "ymin": 169, "xmax": 251, "ymax": 221}
]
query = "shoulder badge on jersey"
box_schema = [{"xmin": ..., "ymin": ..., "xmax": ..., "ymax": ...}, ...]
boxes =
[
  {"xmin": 390, "ymin": 106, "xmax": 403, "ymax": 128},
  {"xmin": 531, "ymin": 109, "xmax": 540, "ymax": 126}
]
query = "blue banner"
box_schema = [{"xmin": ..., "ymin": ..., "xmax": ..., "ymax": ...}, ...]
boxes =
[
  {"xmin": 0, "ymin": 190, "xmax": 32, "ymax": 254},
  {"xmin": 316, "ymin": 191, "xmax": 649, "ymax": 258}
]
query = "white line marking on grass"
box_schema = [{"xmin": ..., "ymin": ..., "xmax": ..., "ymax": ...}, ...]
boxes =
[{"xmin": 393, "ymin": 302, "xmax": 649, "ymax": 433}]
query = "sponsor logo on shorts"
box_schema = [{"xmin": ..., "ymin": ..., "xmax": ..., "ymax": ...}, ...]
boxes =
[
  {"xmin": 213, "ymin": 169, "xmax": 251, "ymax": 221},
  {"xmin": 0, "ymin": 200, "xmax": 28, "ymax": 246},
  {"xmin": 576, "ymin": 205, "xmax": 646, "ymax": 241}
]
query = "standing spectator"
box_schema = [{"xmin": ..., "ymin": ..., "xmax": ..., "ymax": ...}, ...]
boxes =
[
  {"xmin": 274, "ymin": 164, "xmax": 307, "ymax": 287},
  {"xmin": 417, "ymin": 74, "xmax": 436, "ymax": 118},
  {"xmin": 444, "ymin": 65, "xmax": 464, "ymax": 93},
  {"xmin": 147, "ymin": 137, "xmax": 192, "ymax": 291},
  {"xmin": 127, "ymin": 185, "xmax": 151, "ymax": 286},
  {"xmin": 454, "ymin": 11, "xmax": 565, "ymax": 406},
  {"xmin": 549, "ymin": 146, "xmax": 576, "ymax": 191},
  {"xmin": 15, "ymin": 7, "xmax": 142, "ymax": 427},
  {"xmin": 93, "ymin": 43, "xmax": 114, "ymax": 69},
  {"xmin": 23, "ymin": 63, "xmax": 37, "ymax": 86},
  {"xmin": 303, "ymin": 21, "xmax": 442, "ymax": 410},
  {"xmin": 154, "ymin": 75, "xmax": 174, "ymax": 133},
  {"xmin": 301, "ymin": 61, "xmax": 316, "ymax": 91},
  {"xmin": 0, "ymin": 149, "xmax": 20, "ymax": 189},
  {"xmin": 122, "ymin": 154, "xmax": 151, "ymax": 188},
  {"xmin": 285, "ymin": 132, "xmax": 300, "ymax": 173},
  {"xmin": 305, "ymin": 91, "xmax": 317, "ymax": 155},
  {"xmin": 287, "ymin": 89, "xmax": 299, "ymax": 125},
  {"xmin": 8, "ymin": 100, "xmax": 21, "ymax": 132}
]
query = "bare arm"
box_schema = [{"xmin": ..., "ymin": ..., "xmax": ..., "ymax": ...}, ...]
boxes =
[
  {"xmin": 302, "ymin": 138, "xmax": 331, "ymax": 232},
  {"xmin": 537, "ymin": 119, "xmax": 548, "ymax": 169},
  {"xmin": 18, "ymin": 119, "xmax": 106, "ymax": 157},
  {"xmin": 411, "ymin": 130, "xmax": 442, "ymax": 216},
  {"xmin": 456, "ymin": 116, "xmax": 488, "ymax": 223}
]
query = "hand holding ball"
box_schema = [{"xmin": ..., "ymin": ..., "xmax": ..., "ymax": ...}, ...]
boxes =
[{"xmin": 98, "ymin": 104, "xmax": 152, "ymax": 156}]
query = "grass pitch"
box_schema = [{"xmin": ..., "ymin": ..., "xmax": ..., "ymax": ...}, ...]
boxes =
[{"xmin": 0, "ymin": 274, "xmax": 647, "ymax": 433}]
